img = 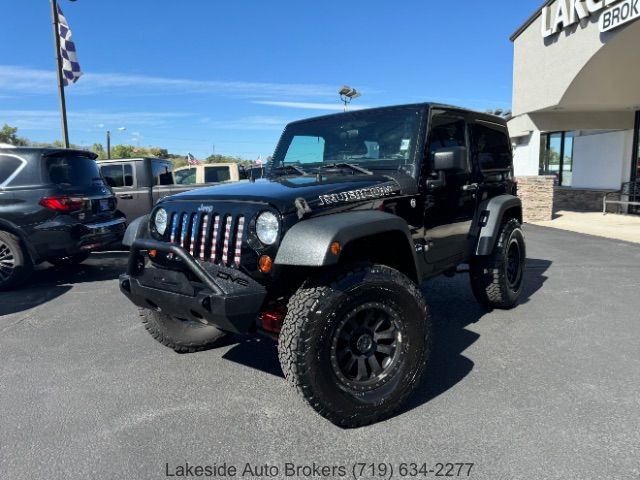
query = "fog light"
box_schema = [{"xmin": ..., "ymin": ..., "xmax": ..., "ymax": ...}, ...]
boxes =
[{"xmin": 258, "ymin": 255, "xmax": 273, "ymax": 273}]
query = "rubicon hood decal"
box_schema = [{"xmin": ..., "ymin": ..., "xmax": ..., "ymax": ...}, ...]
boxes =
[
  {"xmin": 318, "ymin": 184, "xmax": 396, "ymax": 206},
  {"xmin": 167, "ymin": 174, "xmax": 406, "ymax": 215}
]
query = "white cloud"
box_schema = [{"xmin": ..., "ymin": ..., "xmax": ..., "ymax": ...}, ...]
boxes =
[
  {"xmin": 0, "ymin": 65, "xmax": 336, "ymax": 99},
  {"xmin": 253, "ymin": 100, "xmax": 370, "ymax": 111},
  {"xmin": 0, "ymin": 109, "xmax": 192, "ymax": 132}
]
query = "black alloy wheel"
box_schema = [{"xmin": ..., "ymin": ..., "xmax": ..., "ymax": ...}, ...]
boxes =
[
  {"xmin": 0, "ymin": 230, "xmax": 33, "ymax": 291},
  {"xmin": 330, "ymin": 302, "xmax": 404, "ymax": 392},
  {"xmin": 506, "ymin": 238, "xmax": 523, "ymax": 290},
  {"xmin": 0, "ymin": 239, "xmax": 15, "ymax": 283}
]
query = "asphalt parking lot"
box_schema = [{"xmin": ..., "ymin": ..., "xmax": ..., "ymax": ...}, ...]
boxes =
[{"xmin": 1, "ymin": 225, "xmax": 639, "ymax": 480}]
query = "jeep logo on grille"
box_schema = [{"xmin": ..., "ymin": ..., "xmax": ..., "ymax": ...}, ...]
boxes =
[{"xmin": 197, "ymin": 204, "xmax": 214, "ymax": 213}]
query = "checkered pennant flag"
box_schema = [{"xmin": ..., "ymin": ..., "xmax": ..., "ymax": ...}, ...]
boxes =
[{"xmin": 57, "ymin": 4, "xmax": 82, "ymax": 86}]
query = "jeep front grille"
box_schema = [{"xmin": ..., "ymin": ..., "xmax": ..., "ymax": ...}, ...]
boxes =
[{"xmin": 168, "ymin": 211, "xmax": 246, "ymax": 266}]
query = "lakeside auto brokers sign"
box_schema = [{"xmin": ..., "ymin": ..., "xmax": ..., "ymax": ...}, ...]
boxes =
[{"xmin": 541, "ymin": 0, "xmax": 640, "ymax": 37}]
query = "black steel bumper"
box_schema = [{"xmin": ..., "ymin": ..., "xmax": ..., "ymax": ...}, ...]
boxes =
[{"xmin": 119, "ymin": 239, "xmax": 266, "ymax": 334}]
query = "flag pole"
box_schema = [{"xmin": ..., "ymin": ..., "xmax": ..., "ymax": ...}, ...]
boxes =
[{"xmin": 50, "ymin": 0, "xmax": 70, "ymax": 148}]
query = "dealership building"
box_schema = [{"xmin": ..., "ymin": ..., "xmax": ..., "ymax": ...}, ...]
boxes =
[{"xmin": 508, "ymin": 0, "xmax": 640, "ymax": 215}]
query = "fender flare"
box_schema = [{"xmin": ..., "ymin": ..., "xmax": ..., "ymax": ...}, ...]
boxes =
[
  {"xmin": 122, "ymin": 214, "xmax": 150, "ymax": 248},
  {"xmin": 275, "ymin": 210, "xmax": 421, "ymax": 277},
  {"xmin": 473, "ymin": 194, "xmax": 523, "ymax": 256}
]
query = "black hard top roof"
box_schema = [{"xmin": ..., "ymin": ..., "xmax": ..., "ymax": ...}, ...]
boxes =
[{"xmin": 286, "ymin": 102, "xmax": 507, "ymax": 127}]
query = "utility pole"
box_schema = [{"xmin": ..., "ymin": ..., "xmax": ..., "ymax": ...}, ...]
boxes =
[
  {"xmin": 50, "ymin": 0, "xmax": 70, "ymax": 148},
  {"xmin": 107, "ymin": 130, "xmax": 111, "ymax": 159}
]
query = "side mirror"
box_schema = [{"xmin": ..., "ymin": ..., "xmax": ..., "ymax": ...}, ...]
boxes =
[{"xmin": 432, "ymin": 146, "xmax": 468, "ymax": 171}]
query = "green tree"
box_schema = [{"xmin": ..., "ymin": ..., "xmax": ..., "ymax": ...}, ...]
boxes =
[
  {"xmin": 0, "ymin": 124, "xmax": 28, "ymax": 146},
  {"xmin": 91, "ymin": 143, "xmax": 106, "ymax": 159},
  {"xmin": 111, "ymin": 144, "xmax": 136, "ymax": 158}
]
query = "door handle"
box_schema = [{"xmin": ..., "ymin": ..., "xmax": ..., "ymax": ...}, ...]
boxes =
[
  {"xmin": 118, "ymin": 194, "xmax": 134, "ymax": 199},
  {"xmin": 462, "ymin": 183, "xmax": 479, "ymax": 191}
]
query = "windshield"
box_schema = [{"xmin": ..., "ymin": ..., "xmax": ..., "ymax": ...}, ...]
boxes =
[
  {"xmin": 272, "ymin": 107, "xmax": 423, "ymax": 175},
  {"xmin": 46, "ymin": 155, "xmax": 103, "ymax": 187}
]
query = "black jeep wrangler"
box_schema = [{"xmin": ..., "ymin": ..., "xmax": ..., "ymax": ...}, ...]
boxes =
[{"xmin": 119, "ymin": 104, "xmax": 525, "ymax": 427}]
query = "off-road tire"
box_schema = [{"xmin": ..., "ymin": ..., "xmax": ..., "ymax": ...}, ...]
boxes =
[
  {"xmin": 0, "ymin": 230, "xmax": 33, "ymax": 291},
  {"xmin": 278, "ymin": 264, "xmax": 432, "ymax": 428},
  {"xmin": 139, "ymin": 307, "xmax": 230, "ymax": 353},
  {"xmin": 470, "ymin": 218, "xmax": 526, "ymax": 309},
  {"xmin": 48, "ymin": 252, "xmax": 91, "ymax": 267}
]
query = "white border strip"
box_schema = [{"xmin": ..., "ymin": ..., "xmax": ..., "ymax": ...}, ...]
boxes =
[{"xmin": 0, "ymin": 153, "xmax": 28, "ymax": 188}]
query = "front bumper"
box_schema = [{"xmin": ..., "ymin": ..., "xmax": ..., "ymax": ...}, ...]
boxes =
[{"xmin": 119, "ymin": 239, "xmax": 267, "ymax": 334}]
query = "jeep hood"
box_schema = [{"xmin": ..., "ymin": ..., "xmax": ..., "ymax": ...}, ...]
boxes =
[{"xmin": 165, "ymin": 174, "xmax": 410, "ymax": 214}]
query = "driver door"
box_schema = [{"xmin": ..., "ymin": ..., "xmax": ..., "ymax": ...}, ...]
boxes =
[{"xmin": 422, "ymin": 111, "xmax": 476, "ymax": 270}]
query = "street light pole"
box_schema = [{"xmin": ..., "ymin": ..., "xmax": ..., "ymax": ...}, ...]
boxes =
[
  {"xmin": 339, "ymin": 85, "xmax": 361, "ymax": 112},
  {"xmin": 106, "ymin": 130, "xmax": 111, "ymax": 159}
]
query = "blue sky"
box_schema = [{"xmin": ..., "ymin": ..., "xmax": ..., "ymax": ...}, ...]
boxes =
[{"xmin": 1, "ymin": 0, "xmax": 539, "ymax": 159}]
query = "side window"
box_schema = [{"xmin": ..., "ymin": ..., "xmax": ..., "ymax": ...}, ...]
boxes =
[
  {"xmin": 175, "ymin": 168, "xmax": 196, "ymax": 185},
  {"xmin": 0, "ymin": 155, "xmax": 24, "ymax": 186},
  {"xmin": 470, "ymin": 122, "xmax": 511, "ymax": 171},
  {"xmin": 152, "ymin": 161, "xmax": 174, "ymax": 186},
  {"xmin": 100, "ymin": 164, "xmax": 125, "ymax": 188},
  {"xmin": 204, "ymin": 166, "xmax": 231, "ymax": 183},
  {"xmin": 124, "ymin": 164, "xmax": 134, "ymax": 187},
  {"xmin": 428, "ymin": 114, "xmax": 466, "ymax": 157}
]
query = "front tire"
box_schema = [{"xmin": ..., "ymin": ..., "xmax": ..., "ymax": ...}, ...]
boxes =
[
  {"xmin": 470, "ymin": 218, "xmax": 526, "ymax": 309},
  {"xmin": 278, "ymin": 264, "xmax": 432, "ymax": 428},
  {"xmin": 0, "ymin": 230, "xmax": 33, "ymax": 291},
  {"xmin": 139, "ymin": 308, "xmax": 230, "ymax": 353}
]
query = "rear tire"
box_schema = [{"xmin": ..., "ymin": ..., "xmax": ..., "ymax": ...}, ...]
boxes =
[
  {"xmin": 139, "ymin": 307, "xmax": 230, "ymax": 353},
  {"xmin": 278, "ymin": 264, "xmax": 431, "ymax": 428},
  {"xmin": 0, "ymin": 230, "xmax": 33, "ymax": 291},
  {"xmin": 470, "ymin": 218, "xmax": 526, "ymax": 309},
  {"xmin": 48, "ymin": 252, "xmax": 91, "ymax": 267}
]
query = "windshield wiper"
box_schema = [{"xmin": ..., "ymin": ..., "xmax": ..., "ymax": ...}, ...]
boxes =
[
  {"xmin": 271, "ymin": 164, "xmax": 309, "ymax": 176},
  {"xmin": 319, "ymin": 162, "xmax": 374, "ymax": 175}
]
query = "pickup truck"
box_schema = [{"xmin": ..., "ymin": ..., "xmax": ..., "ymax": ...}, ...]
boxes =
[
  {"xmin": 97, "ymin": 157, "xmax": 213, "ymax": 224},
  {"xmin": 174, "ymin": 163, "xmax": 241, "ymax": 185}
]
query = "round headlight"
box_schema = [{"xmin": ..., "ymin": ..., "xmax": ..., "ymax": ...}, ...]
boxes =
[
  {"xmin": 256, "ymin": 211, "xmax": 279, "ymax": 245},
  {"xmin": 154, "ymin": 208, "xmax": 168, "ymax": 236}
]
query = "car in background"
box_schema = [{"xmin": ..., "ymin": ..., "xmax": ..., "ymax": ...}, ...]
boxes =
[
  {"xmin": 240, "ymin": 165, "xmax": 266, "ymax": 180},
  {"xmin": 0, "ymin": 146, "xmax": 126, "ymax": 290},
  {"xmin": 98, "ymin": 157, "xmax": 218, "ymax": 224},
  {"xmin": 174, "ymin": 163, "xmax": 241, "ymax": 185}
]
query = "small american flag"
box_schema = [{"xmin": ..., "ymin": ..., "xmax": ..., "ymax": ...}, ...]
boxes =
[
  {"xmin": 187, "ymin": 153, "xmax": 203, "ymax": 165},
  {"xmin": 57, "ymin": 4, "xmax": 82, "ymax": 86}
]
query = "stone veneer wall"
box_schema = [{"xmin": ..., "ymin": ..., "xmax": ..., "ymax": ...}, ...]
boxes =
[
  {"xmin": 554, "ymin": 187, "xmax": 620, "ymax": 213},
  {"xmin": 516, "ymin": 176, "xmax": 555, "ymax": 222}
]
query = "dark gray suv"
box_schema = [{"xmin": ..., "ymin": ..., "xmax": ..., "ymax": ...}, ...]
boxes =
[{"xmin": 0, "ymin": 146, "xmax": 126, "ymax": 290}]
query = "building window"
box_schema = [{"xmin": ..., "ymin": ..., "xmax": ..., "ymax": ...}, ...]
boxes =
[{"xmin": 540, "ymin": 131, "xmax": 574, "ymax": 187}]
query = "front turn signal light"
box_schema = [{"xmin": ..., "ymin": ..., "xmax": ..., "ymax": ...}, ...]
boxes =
[
  {"xmin": 330, "ymin": 241, "xmax": 341, "ymax": 256},
  {"xmin": 258, "ymin": 255, "xmax": 273, "ymax": 273}
]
